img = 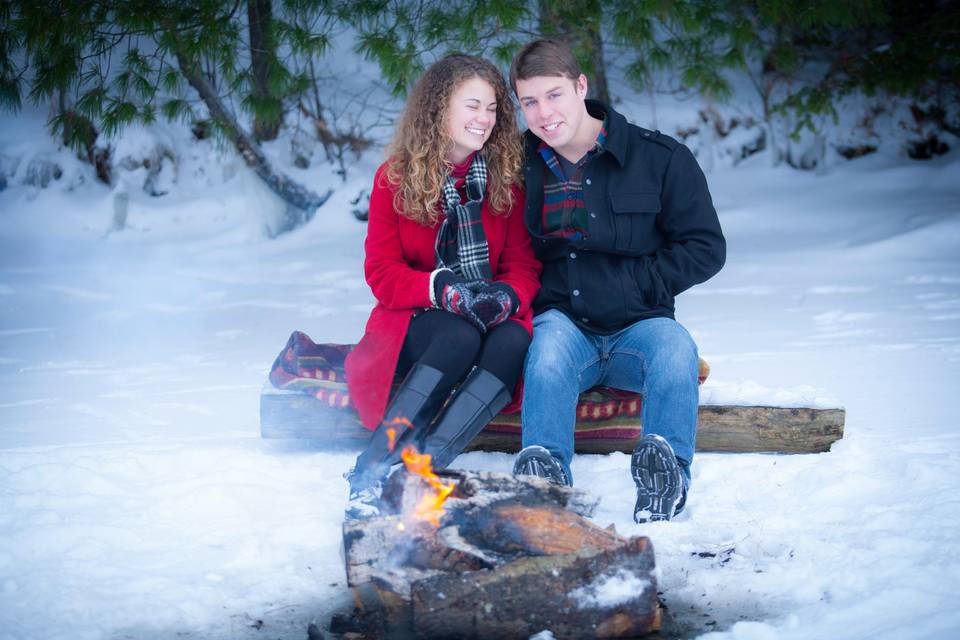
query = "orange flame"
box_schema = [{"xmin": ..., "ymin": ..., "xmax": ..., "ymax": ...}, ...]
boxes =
[
  {"xmin": 400, "ymin": 446, "xmax": 455, "ymax": 527},
  {"xmin": 382, "ymin": 416, "xmax": 413, "ymax": 452}
]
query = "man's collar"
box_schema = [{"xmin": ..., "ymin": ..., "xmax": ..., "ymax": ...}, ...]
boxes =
[{"xmin": 584, "ymin": 99, "xmax": 626, "ymax": 167}]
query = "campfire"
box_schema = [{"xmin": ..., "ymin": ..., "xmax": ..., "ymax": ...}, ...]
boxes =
[
  {"xmin": 398, "ymin": 447, "xmax": 455, "ymax": 527},
  {"xmin": 338, "ymin": 467, "xmax": 662, "ymax": 638}
]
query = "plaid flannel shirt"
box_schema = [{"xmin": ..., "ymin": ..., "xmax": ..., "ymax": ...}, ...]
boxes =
[{"xmin": 537, "ymin": 119, "xmax": 608, "ymax": 241}]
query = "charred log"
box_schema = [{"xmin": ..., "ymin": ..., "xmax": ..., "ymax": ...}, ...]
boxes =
[
  {"xmin": 341, "ymin": 470, "xmax": 661, "ymax": 638},
  {"xmin": 412, "ymin": 537, "xmax": 659, "ymax": 640}
]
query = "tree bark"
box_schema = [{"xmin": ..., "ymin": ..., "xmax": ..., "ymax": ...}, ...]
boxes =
[
  {"xmin": 259, "ymin": 386, "xmax": 846, "ymax": 454},
  {"xmin": 343, "ymin": 471, "xmax": 601, "ymax": 591},
  {"xmin": 411, "ymin": 536, "xmax": 660, "ymax": 640},
  {"xmin": 585, "ymin": 24, "xmax": 610, "ymax": 105},
  {"xmin": 247, "ymin": 0, "xmax": 281, "ymax": 141},
  {"xmin": 538, "ymin": 0, "xmax": 612, "ymax": 105},
  {"xmin": 174, "ymin": 47, "xmax": 331, "ymax": 236},
  {"xmin": 342, "ymin": 470, "xmax": 661, "ymax": 639}
]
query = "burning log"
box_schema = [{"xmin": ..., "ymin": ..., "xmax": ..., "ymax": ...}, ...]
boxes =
[
  {"xmin": 341, "ymin": 469, "xmax": 661, "ymax": 639},
  {"xmin": 411, "ymin": 536, "xmax": 659, "ymax": 639}
]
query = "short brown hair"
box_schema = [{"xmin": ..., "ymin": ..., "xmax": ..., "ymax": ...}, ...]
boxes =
[{"xmin": 509, "ymin": 38, "xmax": 581, "ymax": 92}]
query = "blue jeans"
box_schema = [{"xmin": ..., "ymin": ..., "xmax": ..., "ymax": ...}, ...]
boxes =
[{"xmin": 521, "ymin": 309, "xmax": 699, "ymax": 485}]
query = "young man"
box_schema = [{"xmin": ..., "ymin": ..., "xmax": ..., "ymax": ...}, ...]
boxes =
[{"xmin": 509, "ymin": 39, "xmax": 726, "ymax": 523}]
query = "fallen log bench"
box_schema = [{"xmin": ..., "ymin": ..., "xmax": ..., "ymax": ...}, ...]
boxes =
[
  {"xmin": 262, "ymin": 332, "xmax": 845, "ymax": 454},
  {"xmin": 338, "ymin": 469, "xmax": 661, "ymax": 639}
]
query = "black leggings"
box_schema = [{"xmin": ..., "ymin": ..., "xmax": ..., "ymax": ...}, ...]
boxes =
[{"xmin": 395, "ymin": 309, "xmax": 530, "ymax": 394}]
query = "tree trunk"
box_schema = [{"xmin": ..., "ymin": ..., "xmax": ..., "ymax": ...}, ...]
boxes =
[
  {"xmin": 174, "ymin": 47, "xmax": 331, "ymax": 236},
  {"xmin": 259, "ymin": 387, "xmax": 846, "ymax": 454},
  {"xmin": 538, "ymin": 0, "xmax": 612, "ymax": 105},
  {"xmin": 585, "ymin": 25, "xmax": 610, "ymax": 105},
  {"xmin": 247, "ymin": 0, "xmax": 281, "ymax": 141}
]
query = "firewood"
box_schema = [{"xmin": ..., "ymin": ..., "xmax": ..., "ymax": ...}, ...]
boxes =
[
  {"xmin": 341, "ymin": 470, "xmax": 661, "ymax": 638},
  {"xmin": 381, "ymin": 469, "xmax": 600, "ymax": 518},
  {"xmin": 451, "ymin": 502, "xmax": 625, "ymax": 556},
  {"xmin": 343, "ymin": 471, "xmax": 601, "ymax": 592},
  {"xmin": 411, "ymin": 536, "xmax": 660, "ymax": 639}
]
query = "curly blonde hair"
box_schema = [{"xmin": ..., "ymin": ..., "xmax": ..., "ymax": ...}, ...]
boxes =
[{"xmin": 384, "ymin": 54, "xmax": 523, "ymax": 225}]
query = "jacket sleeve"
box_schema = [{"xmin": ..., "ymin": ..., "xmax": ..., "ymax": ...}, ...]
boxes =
[
  {"xmin": 363, "ymin": 165, "xmax": 434, "ymax": 310},
  {"xmin": 634, "ymin": 143, "xmax": 726, "ymax": 305},
  {"xmin": 493, "ymin": 185, "xmax": 542, "ymax": 316}
]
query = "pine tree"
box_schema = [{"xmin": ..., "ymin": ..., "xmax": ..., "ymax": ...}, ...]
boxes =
[
  {"xmin": 342, "ymin": 0, "xmax": 531, "ymax": 95},
  {"xmin": 1, "ymin": 0, "xmax": 334, "ymax": 233},
  {"xmin": 247, "ymin": 0, "xmax": 284, "ymax": 141},
  {"xmin": 538, "ymin": 0, "xmax": 610, "ymax": 105}
]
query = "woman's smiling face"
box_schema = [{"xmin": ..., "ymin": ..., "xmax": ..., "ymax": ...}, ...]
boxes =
[{"xmin": 445, "ymin": 76, "xmax": 498, "ymax": 164}]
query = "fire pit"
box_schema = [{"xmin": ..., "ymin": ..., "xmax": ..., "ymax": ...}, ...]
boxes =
[{"xmin": 338, "ymin": 464, "xmax": 661, "ymax": 639}]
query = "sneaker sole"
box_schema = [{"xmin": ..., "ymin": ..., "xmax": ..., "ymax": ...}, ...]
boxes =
[
  {"xmin": 631, "ymin": 434, "xmax": 683, "ymax": 523},
  {"xmin": 513, "ymin": 445, "xmax": 570, "ymax": 486}
]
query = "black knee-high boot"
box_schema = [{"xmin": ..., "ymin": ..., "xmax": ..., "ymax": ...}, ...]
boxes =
[
  {"xmin": 417, "ymin": 367, "xmax": 512, "ymax": 471},
  {"xmin": 350, "ymin": 363, "xmax": 448, "ymax": 492}
]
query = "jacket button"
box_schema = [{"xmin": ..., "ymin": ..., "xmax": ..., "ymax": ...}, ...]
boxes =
[
  {"xmin": 569, "ymin": 252, "xmax": 577, "ymax": 259},
  {"xmin": 582, "ymin": 317, "xmax": 590, "ymax": 323},
  {"xmin": 585, "ymin": 178, "xmax": 591, "ymax": 185},
  {"xmin": 572, "ymin": 289, "xmax": 580, "ymax": 296},
  {"xmin": 589, "ymin": 212, "xmax": 597, "ymax": 218}
]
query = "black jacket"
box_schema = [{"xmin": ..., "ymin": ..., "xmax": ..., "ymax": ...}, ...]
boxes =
[{"xmin": 523, "ymin": 100, "xmax": 726, "ymax": 334}]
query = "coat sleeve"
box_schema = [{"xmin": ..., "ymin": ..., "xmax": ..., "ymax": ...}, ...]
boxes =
[
  {"xmin": 634, "ymin": 143, "xmax": 726, "ymax": 304},
  {"xmin": 363, "ymin": 165, "xmax": 434, "ymax": 310},
  {"xmin": 493, "ymin": 185, "xmax": 542, "ymax": 316}
]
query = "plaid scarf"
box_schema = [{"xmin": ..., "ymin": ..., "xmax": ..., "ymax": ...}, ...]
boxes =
[
  {"xmin": 435, "ymin": 153, "xmax": 492, "ymax": 280},
  {"xmin": 538, "ymin": 118, "xmax": 607, "ymax": 240}
]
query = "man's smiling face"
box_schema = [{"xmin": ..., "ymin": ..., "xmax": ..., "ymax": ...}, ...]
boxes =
[{"xmin": 515, "ymin": 74, "xmax": 589, "ymax": 153}]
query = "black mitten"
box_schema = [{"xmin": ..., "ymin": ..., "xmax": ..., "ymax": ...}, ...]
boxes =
[
  {"xmin": 435, "ymin": 274, "xmax": 486, "ymax": 333},
  {"xmin": 470, "ymin": 282, "xmax": 518, "ymax": 329}
]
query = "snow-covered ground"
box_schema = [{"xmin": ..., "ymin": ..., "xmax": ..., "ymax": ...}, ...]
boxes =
[{"xmin": 2, "ymin": 95, "xmax": 960, "ymax": 639}]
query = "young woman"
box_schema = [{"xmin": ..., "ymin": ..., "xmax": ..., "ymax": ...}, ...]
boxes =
[{"xmin": 343, "ymin": 54, "xmax": 540, "ymax": 517}]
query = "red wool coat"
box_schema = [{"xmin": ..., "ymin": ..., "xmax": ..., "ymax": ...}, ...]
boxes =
[{"xmin": 345, "ymin": 163, "xmax": 542, "ymax": 430}]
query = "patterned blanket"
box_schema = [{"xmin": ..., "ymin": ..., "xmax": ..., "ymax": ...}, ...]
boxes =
[{"xmin": 269, "ymin": 331, "xmax": 707, "ymax": 441}]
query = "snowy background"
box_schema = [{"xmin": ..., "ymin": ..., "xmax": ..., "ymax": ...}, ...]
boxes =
[{"xmin": 2, "ymin": 45, "xmax": 960, "ymax": 640}]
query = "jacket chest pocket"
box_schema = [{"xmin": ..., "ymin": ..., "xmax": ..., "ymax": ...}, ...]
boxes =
[{"xmin": 610, "ymin": 192, "xmax": 661, "ymax": 253}]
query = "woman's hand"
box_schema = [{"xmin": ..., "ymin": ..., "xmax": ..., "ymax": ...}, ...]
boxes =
[
  {"xmin": 469, "ymin": 282, "xmax": 518, "ymax": 329},
  {"xmin": 435, "ymin": 275, "xmax": 487, "ymax": 333}
]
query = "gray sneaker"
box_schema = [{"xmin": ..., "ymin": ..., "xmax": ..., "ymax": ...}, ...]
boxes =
[
  {"xmin": 631, "ymin": 434, "xmax": 686, "ymax": 523},
  {"xmin": 512, "ymin": 445, "xmax": 570, "ymax": 486}
]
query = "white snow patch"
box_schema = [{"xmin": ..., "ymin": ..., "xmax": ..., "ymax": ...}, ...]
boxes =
[
  {"xmin": 0, "ymin": 327, "xmax": 53, "ymax": 337},
  {"xmin": 699, "ymin": 379, "xmax": 843, "ymax": 409},
  {"xmin": 686, "ymin": 286, "xmax": 777, "ymax": 296},
  {"xmin": 569, "ymin": 569, "xmax": 652, "ymax": 609},
  {"xmin": 807, "ymin": 285, "xmax": 875, "ymax": 294},
  {"xmin": 0, "ymin": 397, "xmax": 60, "ymax": 409},
  {"xmin": 42, "ymin": 284, "xmax": 113, "ymax": 301},
  {"xmin": 904, "ymin": 275, "xmax": 960, "ymax": 285}
]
